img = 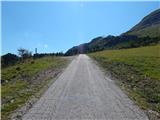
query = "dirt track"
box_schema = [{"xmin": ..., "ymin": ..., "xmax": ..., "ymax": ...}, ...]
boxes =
[{"xmin": 22, "ymin": 54, "xmax": 148, "ymax": 120}]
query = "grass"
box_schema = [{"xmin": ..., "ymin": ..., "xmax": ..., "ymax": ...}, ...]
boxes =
[
  {"xmin": 2, "ymin": 57, "xmax": 66, "ymax": 81},
  {"xmin": 1, "ymin": 56, "xmax": 68, "ymax": 120},
  {"xmin": 89, "ymin": 45, "xmax": 160, "ymax": 115},
  {"xmin": 127, "ymin": 24, "xmax": 160, "ymax": 38}
]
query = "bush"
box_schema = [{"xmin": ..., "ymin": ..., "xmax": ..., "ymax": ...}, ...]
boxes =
[{"xmin": 1, "ymin": 53, "xmax": 19, "ymax": 68}]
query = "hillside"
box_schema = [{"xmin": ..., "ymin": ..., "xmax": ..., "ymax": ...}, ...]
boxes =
[
  {"xmin": 125, "ymin": 9, "xmax": 160, "ymax": 37},
  {"xmin": 65, "ymin": 9, "xmax": 160, "ymax": 56},
  {"xmin": 89, "ymin": 45, "xmax": 160, "ymax": 118}
]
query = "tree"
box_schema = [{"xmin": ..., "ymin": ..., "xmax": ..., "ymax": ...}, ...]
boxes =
[
  {"xmin": 1, "ymin": 53, "xmax": 19, "ymax": 67},
  {"xmin": 18, "ymin": 48, "xmax": 32, "ymax": 59}
]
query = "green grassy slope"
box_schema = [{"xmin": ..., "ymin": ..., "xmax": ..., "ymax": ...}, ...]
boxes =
[
  {"xmin": 126, "ymin": 24, "xmax": 160, "ymax": 38},
  {"xmin": 1, "ymin": 56, "xmax": 68, "ymax": 120},
  {"xmin": 89, "ymin": 45, "xmax": 160, "ymax": 114}
]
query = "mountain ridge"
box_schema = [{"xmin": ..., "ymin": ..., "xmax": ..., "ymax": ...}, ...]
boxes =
[{"xmin": 65, "ymin": 9, "xmax": 160, "ymax": 56}]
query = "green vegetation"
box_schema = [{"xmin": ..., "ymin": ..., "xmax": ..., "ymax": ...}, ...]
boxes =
[
  {"xmin": 1, "ymin": 53, "xmax": 19, "ymax": 67},
  {"xmin": 127, "ymin": 24, "xmax": 160, "ymax": 38},
  {"xmin": 89, "ymin": 45, "xmax": 160, "ymax": 114},
  {"xmin": 126, "ymin": 9, "xmax": 160, "ymax": 38},
  {"xmin": 65, "ymin": 35, "xmax": 160, "ymax": 56},
  {"xmin": 1, "ymin": 56, "xmax": 68, "ymax": 120}
]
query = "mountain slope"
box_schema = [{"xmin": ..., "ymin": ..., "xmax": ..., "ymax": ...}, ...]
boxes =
[
  {"xmin": 125, "ymin": 9, "xmax": 160, "ymax": 37},
  {"xmin": 65, "ymin": 9, "xmax": 160, "ymax": 56}
]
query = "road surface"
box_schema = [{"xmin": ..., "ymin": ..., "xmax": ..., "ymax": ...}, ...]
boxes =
[{"xmin": 22, "ymin": 54, "xmax": 148, "ymax": 120}]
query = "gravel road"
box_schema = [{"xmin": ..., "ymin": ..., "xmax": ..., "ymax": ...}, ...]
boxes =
[{"xmin": 22, "ymin": 54, "xmax": 148, "ymax": 120}]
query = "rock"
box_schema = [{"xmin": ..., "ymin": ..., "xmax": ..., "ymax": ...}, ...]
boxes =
[{"xmin": 11, "ymin": 99, "xmax": 14, "ymax": 103}]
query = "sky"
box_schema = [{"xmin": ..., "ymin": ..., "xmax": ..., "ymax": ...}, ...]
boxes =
[{"xmin": 1, "ymin": 1, "xmax": 159, "ymax": 55}]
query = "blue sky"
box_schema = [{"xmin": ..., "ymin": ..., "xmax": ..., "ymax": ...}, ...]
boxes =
[{"xmin": 2, "ymin": 1, "xmax": 159, "ymax": 55}]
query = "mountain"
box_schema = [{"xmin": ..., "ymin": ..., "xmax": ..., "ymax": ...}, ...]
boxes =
[
  {"xmin": 65, "ymin": 9, "xmax": 160, "ymax": 56},
  {"xmin": 125, "ymin": 9, "xmax": 160, "ymax": 37}
]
